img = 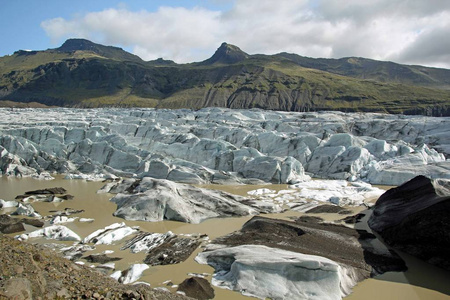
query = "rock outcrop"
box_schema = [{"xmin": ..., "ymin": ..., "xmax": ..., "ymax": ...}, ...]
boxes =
[
  {"xmin": 368, "ymin": 175, "xmax": 450, "ymax": 270},
  {"xmin": 177, "ymin": 277, "xmax": 215, "ymax": 300},
  {"xmin": 0, "ymin": 214, "xmax": 44, "ymax": 234}
]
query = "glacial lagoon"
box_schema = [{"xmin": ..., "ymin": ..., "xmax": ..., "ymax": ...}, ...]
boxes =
[{"xmin": 1, "ymin": 175, "xmax": 450, "ymax": 299}]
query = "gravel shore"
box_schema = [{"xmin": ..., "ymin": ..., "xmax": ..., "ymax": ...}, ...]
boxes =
[{"xmin": 0, "ymin": 235, "xmax": 190, "ymax": 300}]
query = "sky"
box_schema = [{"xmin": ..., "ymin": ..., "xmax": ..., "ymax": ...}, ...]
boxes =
[{"xmin": 1, "ymin": 0, "xmax": 449, "ymax": 68}]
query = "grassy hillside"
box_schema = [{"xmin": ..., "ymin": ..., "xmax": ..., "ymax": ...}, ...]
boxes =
[
  {"xmin": 1, "ymin": 39, "xmax": 449, "ymax": 116},
  {"xmin": 276, "ymin": 52, "xmax": 450, "ymax": 90}
]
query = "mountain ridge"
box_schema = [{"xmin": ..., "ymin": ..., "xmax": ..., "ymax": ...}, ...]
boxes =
[
  {"xmin": 0, "ymin": 39, "xmax": 449, "ymax": 116},
  {"xmin": 199, "ymin": 42, "xmax": 249, "ymax": 65},
  {"xmin": 56, "ymin": 38, "xmax": 144, "ymax": 63}
]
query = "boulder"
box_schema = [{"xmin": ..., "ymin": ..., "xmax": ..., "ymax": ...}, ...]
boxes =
[
  {"xmin": 83, "ymin": 254, "xmax": 122, "ymax": 264},
  {"xmin": 0, "ymin": 221, "xmax": 25, "ymax": 234},
  {"xmin": 177, "ymin": 277, "xmax": 215, "ymax": 300},
  {"xmin": 368, "ymin": 175, "xmax": 450, "ymax": 270},
  {"xmin": 0, "ymin": 215, "xmax": 21, "ymax": 234},
  {"xmin": 0, "ymin": 215, "xmax": 45, "ymax": 234}
]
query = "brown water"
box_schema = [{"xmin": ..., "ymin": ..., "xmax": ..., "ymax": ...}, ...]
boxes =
[{"xmin": 1, "ymin": 176, "xmax": 449, "ymax": 299}]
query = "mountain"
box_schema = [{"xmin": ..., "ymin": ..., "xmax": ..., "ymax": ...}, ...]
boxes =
[
  {"xmin": 0, "ymin": 39, "xmax": 449, "ymax": 116},
  {"xmin": 276, "ymin": 53, "xmax": 450, "ymax": 89},
  {"xmin": 199, "ymin": 42, "xmax": 249, "ymax": 65},
  {"xmin": 56, "ymin": 38, "xmax": 143, "ymax": 63}
]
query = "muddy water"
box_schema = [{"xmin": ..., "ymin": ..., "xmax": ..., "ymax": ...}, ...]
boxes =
[{"xmin": 1, "ymin": 176, "xmax": 449, "ymax": 299}]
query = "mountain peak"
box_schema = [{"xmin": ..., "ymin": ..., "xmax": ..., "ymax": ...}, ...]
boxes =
[
  {"xmin": 57, "ymin": 38, "xmax": 105, "ymax": 52},
  {"xmin": 200, "ymin": 42, "xmax": 249, "ymax": 65},
  {"xmin": 56, "ymin": 38, "xmax": 142, "ymax": 62}
]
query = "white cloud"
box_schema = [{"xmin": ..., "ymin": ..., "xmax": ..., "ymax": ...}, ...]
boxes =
[
  {"xmin": 41, "ymin": 7, "xmax": 222, "ymax": 62},
  {"xmin": 41, "ymin": 0, "xmax": 450, "ymax": 68}
]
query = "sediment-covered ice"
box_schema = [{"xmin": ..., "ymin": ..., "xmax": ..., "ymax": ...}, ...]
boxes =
[
  {"xmin": 196, "ymin": 244, "xmax": 356, "ymax": 300},
  {"xmin": 121, "ymin": 231, "xmax": 176, "ymax": 253},
  {"xmin": 0, "ymin": 108, "xmax": 449, "ymax": 185},
  {"xmin": 82, "ymin": 222, "xmax": 138, "ymax": 245},
  {"xmin": 0, "ymin": 199, "xmax": 18, "ymax": 208},
  {"xmin": 11, "ymin": 203, "xmax": 41, "ymax": 218},
  {"xmin": 247, "ymin": 180, "xmax": 384, "ymax": 207},
  {"xmin": 105, "ymin": 178, "xmax": 259, "ymax": 223},
  {"xmin": 16, "ymin": 225, "xmax": 81, "ymax": 241},
  {"xmin": 110, "ymin": 263, "xmax": 149, "ymax": 284}
]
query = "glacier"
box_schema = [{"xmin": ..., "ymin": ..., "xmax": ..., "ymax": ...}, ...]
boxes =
[{"xmin": 0, "ymin": 107, "xmax": 449, "ymax": 185}]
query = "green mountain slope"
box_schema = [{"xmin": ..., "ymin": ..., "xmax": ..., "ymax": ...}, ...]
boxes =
[
  {"xmin": 276, "ymin": 52, "xmax": 450, "ymax": 90},
  {"xmin": 1, "ymin": 39, "xmax": 449, "ymax": 116}
]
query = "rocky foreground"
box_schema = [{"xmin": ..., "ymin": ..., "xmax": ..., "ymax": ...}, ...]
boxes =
[
  {"xmin": 0, "ymin": 235, "xmax": 190, "ymax": 300},
  {"xmin": 1, "ymin": 108, "xmax": 449, "ymax": 185}
]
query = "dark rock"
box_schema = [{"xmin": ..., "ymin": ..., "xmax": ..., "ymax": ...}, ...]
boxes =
[
  {"xmin": 294, "ymin": 215, "xmax": 324, "ymax": 224},
  {"xmin": 305, "ymin": 204, "xmax": 352, "ymax": 214},
  {"xmin": 0, "ymin": 214, "xmax": 12, "ymax": 223},
  {"xmin": 21, "ymin": 218, "xmax": 45, "ymax": 227},
  {"xmin": 24, "ymin": 187, "xmax": 67, "ymax": 195},
  {"xmin": 368, "ymin": 175, "xmax": 450, "ymax": 271},
  {"xmin": 340, "ymin": 213, "xmax": 366, "ymax": 224},
  {"xmin": 0, "ymin": 214, "xmax": 43, "ymax": 233},
  {"xmin": 144, "ymin": 237, "xmax": 201, "ymax": 266},
  {"xmin": 0, "ymin": 222, "xmax": 25, "ymax": 234},
  {"xmin": 49, "ymin": 208, "xmax": 84, "ymax": 216},
  {"xmin": 354, "ymin": 230, "xmax": 376, "ymax": 240},
  {"xmin": 83, "ymin": 254, "xmax": 122, "ymax": 264},
  {"xmin": 0, "ymin": 214, "xmax": 14, "ymax": 225},
  {"xmin": 177, "ymin": 277, "xmax": 215, "ymax": 300}
]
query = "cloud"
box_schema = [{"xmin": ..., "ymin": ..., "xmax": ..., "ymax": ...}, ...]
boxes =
[
  {"xmin": 41, "ymin": 0, "xmax": 450, "ymax": 68},
  {"xmin": 41, "ymin": 7, "xmax": 222, "ymax": 62},
  {"xmin": 393, "ymin": 11, "xmax": 450, "ymax": 68}
]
